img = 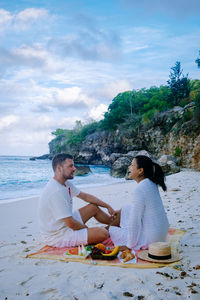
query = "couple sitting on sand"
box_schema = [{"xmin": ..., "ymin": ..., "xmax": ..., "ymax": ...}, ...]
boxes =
[{"xmin": 38, "ymin": 153, "xmax": 169, "ymax": 250}]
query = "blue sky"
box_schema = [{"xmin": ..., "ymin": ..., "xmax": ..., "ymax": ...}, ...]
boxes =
[{"xmin": 0, "ymin": 0, "xmax": 199, "ymax": 156}]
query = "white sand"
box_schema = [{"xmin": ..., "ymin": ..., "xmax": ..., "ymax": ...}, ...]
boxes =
[{"xmin": 0, "ymin": 169, "xmax": 200, "ymax": 299}]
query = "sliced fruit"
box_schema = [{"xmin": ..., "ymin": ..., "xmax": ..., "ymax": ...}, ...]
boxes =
[
  {"xmin": 101, "ymin": 245, "xmax": 119, "ymax": 256},
  {"xmin": 95, "ymin": 243, "xmax": 106, "ymax": 252},
  {"xmin": 68, "ymin": 248, "xmax": 78, "ymax": 255}
]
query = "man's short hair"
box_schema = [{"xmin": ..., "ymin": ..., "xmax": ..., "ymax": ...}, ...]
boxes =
[{"xmin": 52, "ymin": 153, "xmax": 73, "ymax": 171}]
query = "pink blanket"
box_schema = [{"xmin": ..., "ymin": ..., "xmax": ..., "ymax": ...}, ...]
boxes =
[{"xmin": 27, "ymin": 228, "xmax": 185, "ymax": 269}]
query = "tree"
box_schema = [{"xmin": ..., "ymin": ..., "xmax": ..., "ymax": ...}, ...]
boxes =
[
  {"xmin": 51, "ymin": 128, "xmax": 66, "ymax": 136},
  {"xmin": 167, "ymin": 61, "xmax": 191, "ymax": 106},
  {"xmin": 190, "ymin": 79, "xmax": 200, "ymax": 101},
  {"xmin": 100, "ymin": 91, "xmax": 136, "ymax": 130},
  {"xmin": 74, "ymin": 120, "xmax": 83, "ymax": 132},
  {"xmin": 195, "ymin": 50, "xmax": 200, "ymax": 68}
]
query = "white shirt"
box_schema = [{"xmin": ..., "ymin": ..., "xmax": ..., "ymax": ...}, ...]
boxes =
[
  {"xmin": 127, "ymin": 178, "xmax": 169, "ymax": 248},
  {"xmin": 38, "ymin": 178, "xmax": 80, "ymax": 236},
  {"xmin": 109, "ymin": 178, "xmax": 169, "ymax": 249}
]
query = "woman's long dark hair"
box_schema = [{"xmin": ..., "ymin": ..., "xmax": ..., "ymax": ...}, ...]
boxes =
[{"xmin": 135, "ymin": 155, "xmax": 167, "ymax": 191}]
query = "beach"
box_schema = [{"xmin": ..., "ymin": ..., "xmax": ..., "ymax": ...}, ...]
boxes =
[{"xmin": 0, "ymin": 169, "xmax": 200, "ymax": 299}]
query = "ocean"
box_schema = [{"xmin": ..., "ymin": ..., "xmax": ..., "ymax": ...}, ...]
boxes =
[{"xmin": 0, "ymin": 156, "xmax": 125, "ymax": 202}]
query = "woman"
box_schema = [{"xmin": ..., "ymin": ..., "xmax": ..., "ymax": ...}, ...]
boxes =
[{"xmin": 109, "ymin": 155, "xmax": 169, "ymax": 250}]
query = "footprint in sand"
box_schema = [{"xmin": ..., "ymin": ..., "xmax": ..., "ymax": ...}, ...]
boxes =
[{"xmin": 19, "ymin": 275, "xmax": 35, "ymax": 286}]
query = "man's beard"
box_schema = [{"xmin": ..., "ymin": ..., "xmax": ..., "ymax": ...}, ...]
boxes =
[{"xmin": 64, "ymin": 173, "xmax": 74, "ymax": 180}]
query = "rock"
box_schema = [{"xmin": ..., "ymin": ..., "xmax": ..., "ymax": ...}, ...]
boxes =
[
  {"xmin": 109, "ymin": 153, "xmax": 123, "ymax": 164},
  {"xmin": 158, "ymin": 155, "xmax": 180, "ymax": 175},
  {"xmin": 158, "ymin": 154, "xmax": 178, "ymax": 164},
  {"xmin": 75, "ymin": 165, "xmax": 91, "ymax": 176},
  {"xmin": 110, "ymin": 156, "xmax": 132, "ymax": 178},
  {"xmin": 29, "ymin": 154, "xmax": 53, "ymax": 161},
  {"xmin": 37, "ymin": 154, "xmax": 53, "ymax": 160},
  {"xmin": 111, "ymin": 150, "xmax": 181, "ymax": 178},
  {"xmin": 124, "ymin": 151, "xmax": 138, "ymax": 158},
  {"xmin": 48, "ymin": 103, "xmax": 200, "ymax": 171},
  {"xmin": 111, "ymin": 150, "xmax": 155, "ymax": 178}
]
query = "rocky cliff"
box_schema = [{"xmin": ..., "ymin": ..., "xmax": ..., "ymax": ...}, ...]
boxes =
[{"xmin": 48, "ymin": 103, "xmax": 200, "ymax": 172}]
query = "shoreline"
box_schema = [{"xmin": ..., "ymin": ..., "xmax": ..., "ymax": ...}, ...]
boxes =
[
  {"xmin": 0, "ymin": 178, "xmax": 127, "ymax": 204},
  {"xmin": 0, "ymin": 169, "xmax": 200, "ymax": 299},
  {"xmin": 0, "ymin": 167, "xmax": 197, "ymax": 204}
]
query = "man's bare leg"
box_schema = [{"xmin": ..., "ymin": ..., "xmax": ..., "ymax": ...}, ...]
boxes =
[
  {"xmin": 79, "ymin": 203, "xmax": 113, "ymax": 225},
  {"xmin": 79, "ymin": 204, "xmax": 115, "ymax": 244}
]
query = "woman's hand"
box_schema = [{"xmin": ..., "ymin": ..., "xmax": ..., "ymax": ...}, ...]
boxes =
[{"xmin": 107, "ymin": 205, "xmax": 116, "ymax": 217}]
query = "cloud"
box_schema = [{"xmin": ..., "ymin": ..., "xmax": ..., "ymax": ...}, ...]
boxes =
[
  {"xmin": 0, "ymin": 103, "xmax": 18, "ymax": 117},
  {"xmin": 14, "ymin": 8, "xmax": 49, "ymax": 31},
  {"xmin": 48, "ymin": 14, "xmax": 122, "ymax": 62},
  {"xmin": 88, "ymin": 104, "xmax": 108, "ymax": 121},
  {"xmin": 0, "ymin": 75, "xmax": 97, "ymax": 115},
  {"xmin": 26, "ymin": 82, "xmax": 97, "ymax": 110},
  {"xmin": 0, "ymin": 45, "xmax": 46, "ymax": 70},
  {"xmin": 123, "ymin": 26, "xmax": 163, "ymax": 54},
  {"xmin": 0, "ymin": 111, "xmax": 84, "ymax": 155},
  {"xmin": 15, "ymin": 8, "xmax": 47, "ymax": 23},
  {"xmin": 94, "ymin": 79, "xmax": 133, "ymax": 101},
  {"xmin": 0, "ymin": 44, "xmax": 67, "ymax": 77},
  {"xmin": 0, "ymin": 8, "xmax": 49, "ymax": 34},
  {"xmin": 52, "ymin": 86, "xmax": 96, "ymax": 109},
  {"xmin": 0, "ymin": 44, "xmax": 46, "ymax": 69},
  {"xmin": 0, "ymin": 9, "xmax": 12, "ymax": 32},
  {"xmin": 0, "ymin": 128, "xmax": 51, "ymax": 156},
  {"xmin": 0, "ymin": 115, "xmax": 19, "ymax": 131}
]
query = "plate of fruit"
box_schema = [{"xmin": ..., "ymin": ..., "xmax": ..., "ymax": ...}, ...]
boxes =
[{"xmin": 90, "ymin": 243, "xmax": 119, "ymax": 260}]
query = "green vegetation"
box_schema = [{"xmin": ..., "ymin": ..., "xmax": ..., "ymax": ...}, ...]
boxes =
[
  {"xmin": 194, "ymin": 93, "xmax": 200, "ymax": 124},
  {"xmin": 50, "ymin": 61, "xmax": 200, "ymax": 153},
  {"xmin": 195, "ymin": 50, "xmax": 200, "ymax": 68},
  {"xmin": 51, "ymin": 121, "xmax": 100, "ymax": 153},
  {"xmin": 100, "ymin": 86, "xmax": 172, "ymax": 130},
  {"xmin": 173, "ymin": 146, "xmax": 181, "ymax": 157},
  {"xmin": 167, "ymin": 61, "xmax": 190, "ymax": 106}
]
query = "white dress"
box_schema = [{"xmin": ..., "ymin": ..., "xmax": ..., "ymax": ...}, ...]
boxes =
[{"xmin": 109, "ymin": 178, "xmax": 169, "ymax": 249}]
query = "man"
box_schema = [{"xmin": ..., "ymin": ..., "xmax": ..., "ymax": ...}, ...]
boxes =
[{"xmin": 38, "ymin": 153, "xmax": 116, "ymax": 247}]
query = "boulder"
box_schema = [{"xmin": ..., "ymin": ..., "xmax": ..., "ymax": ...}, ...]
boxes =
[
  {"xmin": 75, "ymin": 165, "xmax": 91, "ymax": 176},
  {"xmin": 111, "ymin": 151, "xmax": 180, "ymax": 178},
  {"xmin": 158, "ymin": 154, "xmax": 178, "ymax": 164},
  {"xmin": 29, "ymin": 154, "xmax": 53, "ymax": 160},
  {"xmin": 110, "ymin": 150, "xmax": 153, "ymax": 178},
  {"xmin": 110, "ymin": 156, "xmax": 132, "ymax": 178},
  {"xmin": 29, "ymin": 157, "xmax": 36, "ymax": 161},
  {"xmin": 109, "ymin": 153, "xmax": 123, "ymax": 164},
  {"xmin": 158, "ymin": 155, "xmax": 180, "ymax": 175}
]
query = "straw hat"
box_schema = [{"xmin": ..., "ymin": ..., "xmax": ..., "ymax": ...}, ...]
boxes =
[{"xmin": 138, "ymin": 242, "xmax": 181, "ymax": 263}]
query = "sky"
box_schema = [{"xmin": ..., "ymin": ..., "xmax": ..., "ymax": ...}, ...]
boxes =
[{"xmin": 0, "ymin": 0, "xmax": 199, "ymax": 156}]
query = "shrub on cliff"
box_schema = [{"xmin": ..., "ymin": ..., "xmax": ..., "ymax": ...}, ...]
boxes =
[
  {"xmin": 50, "ymin": 121, "xmax": 100, "ymax": 154},
  {"xmin": 100, "ymin": 86, "xmax": 172, "ymax": 130},
  {"xmin": 194, "ymin": 93, "xmax": 200, "ymax": 124}
]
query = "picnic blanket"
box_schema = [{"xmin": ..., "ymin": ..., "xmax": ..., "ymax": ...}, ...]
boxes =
[{"xmin": 27, "ymin": 228, "xmax": 185, "ymax": 269}]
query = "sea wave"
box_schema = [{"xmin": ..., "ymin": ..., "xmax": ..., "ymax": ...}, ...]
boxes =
[{"xmin": 0, "ymin": 156, "xmax": 125, "ymax": 202}]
